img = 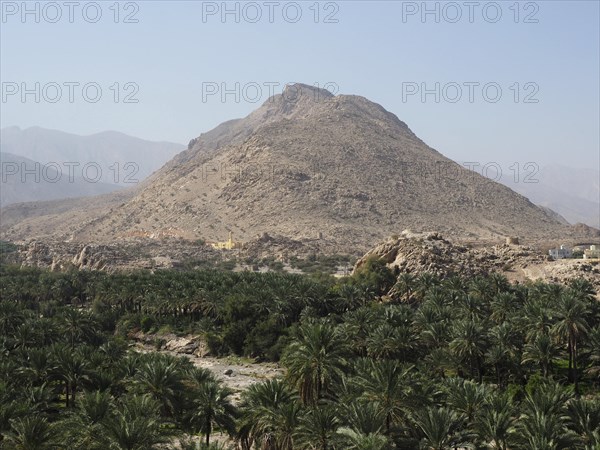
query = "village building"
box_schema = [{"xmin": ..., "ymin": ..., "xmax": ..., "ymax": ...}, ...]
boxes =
[
  {"xmin": 583, "ymin": 245, "xmax": 600, "ymax": 260},
  {"xmin": 549, "ymin": 245, "xmax": 572, "ymax": 260}
]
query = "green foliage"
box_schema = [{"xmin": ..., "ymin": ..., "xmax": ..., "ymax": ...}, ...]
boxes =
[
  {"xmin": 282, "ymin": 322, "xmax": 349, "ymax": 405},
  {"xmin": 289, "ymin": 254, "xmax": 355, "ymax": 275},
  {"xmin": 0, "ymin": 241, "xmax": 17, "ymax": 265},
  {"xmin": 140, "ymin": 315, "xmax": 156, "ymax": 333},
  {"xmin": 1, "ymin": 261, "xmax": 599, "ymax": 448},
  {"xmin": 351, "ymin": 256, "xmax": 396, "ymax": 296}
]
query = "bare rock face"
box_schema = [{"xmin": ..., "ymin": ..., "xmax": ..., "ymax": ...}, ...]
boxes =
[
  {"xmin": 72, "ymin": 245, "xmax": 107, "ymax": 271},
  {"xmin": 571, "ymin": 223, "xmax": 600, "ymax": 238},
  {"xmin": 354, "ymin": 231, "xmax": 492, "ymax": 279},
  {"xmin": 163, "ymin": 336, "xmax": 209, "ymax": 357},
  {"xmin": 13, "ymin": 238, "xmax": 220, "ymax": 271},
  {"xmin": 22, "ymin": 241, "xmax": 53, "ymax": 267},
  {"xmin": 17, "ymin": 241, "xmax": 111, "ymax": 271}
]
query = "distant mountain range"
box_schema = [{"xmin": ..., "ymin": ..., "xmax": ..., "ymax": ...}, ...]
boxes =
[
  {"xmin": 0, "ymin": 126, "xmax": 184, "ymax": 186},
  {"xmin": 3, "ymin": 84, "xmax": 594, "ymax": 250},
  {"xmin": 499, "ymin": 165, "xmax": 599, "ymax": 228},
  {"xmin": 1, "ymin": 152, "xmax": 121, "ymax": 206},
  {"xmin": 0, "ymin": 126, "xmax": 184, "ymax": 207}
]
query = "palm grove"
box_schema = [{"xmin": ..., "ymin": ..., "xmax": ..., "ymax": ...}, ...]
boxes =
[{"xmin": 0, "ymin": 255, "xmax": 599, "ymax": 449}]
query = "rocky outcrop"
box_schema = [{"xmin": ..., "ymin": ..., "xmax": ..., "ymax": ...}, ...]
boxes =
[
  {"xmin": 354, "ymin": 230, "xmax": 540, "ymax": 279},
  {"xmin": 355, "ymin": 231, "xmax": 600, "ymax": 291},
  {"xmin": 132, "ymin": 332, "xmax": 210, "ymax": 358},
  {"xmin": 13, "ymin": 238, "xmax": 219, "ymax": 272}
]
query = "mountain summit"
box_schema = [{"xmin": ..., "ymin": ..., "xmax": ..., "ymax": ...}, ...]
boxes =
[{"xmin": 1, "ymin": 85, "xmax": 577, "ymax": 250}]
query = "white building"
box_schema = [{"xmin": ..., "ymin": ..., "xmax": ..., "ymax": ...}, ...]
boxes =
[{"xmin": 549, "ymin": 245, "xmax": 572, "ymax": 260}]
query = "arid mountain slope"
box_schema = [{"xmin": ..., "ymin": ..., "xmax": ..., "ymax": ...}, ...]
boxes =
[{"xmin": 0, "ymin": 84, "xmax": 582, "ymax": 252}]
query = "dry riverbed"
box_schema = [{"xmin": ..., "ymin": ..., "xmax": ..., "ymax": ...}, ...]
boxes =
[{"xmin": 132, "ymin": 333, "xmax": 285, "ymax": 402}]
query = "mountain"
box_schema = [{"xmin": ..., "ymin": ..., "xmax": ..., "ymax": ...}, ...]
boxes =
[
  {"xmin": 1, "ymin": 152, "xmax": 121, "ymax": 206},
  {"xmin": 499, "ymin": 165, "xmax": 600, "ymax": 228},
  {"xmin": 0, "ymin": 126, "xmax": 185, "ymax": 185},
  {"xmin": 0, "ymin": 84, "xmax": 589, "ymax": 251}
]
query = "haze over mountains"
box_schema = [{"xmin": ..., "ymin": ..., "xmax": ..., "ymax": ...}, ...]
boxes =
[
  {"xmin": 0, "ymin": 126, "xmax": 184, "ymax": 186},
  {"xmin": 0, "ymin": 152, "xmax": 121, "ymax": 206},
  {"xmin": 499, "ymin": 165, "xmax": 600, "ymax": 229},
  {"xmin": 3, "ymin": 84, "xmax": 593, "ymax": 252},
  {"xmin": 0, "ymin": 126, "xmax": 184, "ymax": 208}
]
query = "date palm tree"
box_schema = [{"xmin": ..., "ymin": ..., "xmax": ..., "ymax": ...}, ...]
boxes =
[
  {"xmin": 522, "ymin": 333, "xmax": 558, "ymax": 377},
  {"xmin": 338, "ymin": 400, "xmax": 386, "ymax": 436},
  {"xmin": 354, "ymin": 359, "xmax": 417, "ymax": 434},
  {"xmin": 335, "ymin": 283, "xmax": 366, "ymax": 312},
  {"xmin": 393, "ymin": 272, "xmax": 415, "ymax": 303},
  {"xmin": 552, "ymin": 291, "xmax": 589, "ymax": 393},
  {"xmin": 414, "ymin": 273, "xmax": 440, "ymax": 302},
  {"xmin": 336, "ymin": 427, "xmax": 389, "ymax": 450},
  {"xmin": 51, "ymin": 345, "xmax": 90, "ymax": 408},
  {"xmin": 0, "ymin": 302, "xmax": 25, "ymax": 336},
  {"xmin": 444, "ymin": 378, "xmax": 488, "ymax": 424},
  {"xmin": 3, "ymin": 416, "xmax": 58, "ymax": 450},
  {"xmin": 59, "ymin": 308, "xmax": 97, "ymax": 349},
  {"xmin": 102, "ymin": 394, "xmax": 172, "ymax": 450},
  {"xmin": 566, "ymin": 398, "xmax": 600, "ymax": 450},
  {"xmin": 469, "ymin": 276, "xmax": 495, "ymax": 306},
  {"xmin": 411, "ymin": 406, "xmax": 468, "ymax": 450},
  {"xmin": 294, "ymin": 405, "xmax": 340, "ymax": 450},
  {"xmin": 339, "ymin": 307, "xmax": 377, "ymax": 357},
  {"xmin": 17, "ymin": 348, "xmax": 52, "ymax": 386},
  {"xmin": 366, "ymin": 324, "xmax": 406, "ymax": 360},
  {"xmin": 489, "ymin": 292, "xmax": 518, "ymax": 324},
  {"xmin": 568, "ymin": 278, "xmax": 596, "ymax": 304},
  {"xmin": 486, "ymin": 322, "xmax": 519, "ymax": 386},
  {"xmin": 58, "ymin": 390, "xmax": 113, "ymax": 450},
  {"xmin": 449, "ymin": 318, "xmax": 488, "ymax": 381},
  {"xmin": 522, "ymin": 297, "xmax": 553, "ymax": 343},
  {"xmin": 282, "ymin": 322, "xmax": 348, "ymax": 405},
  {"xmin": 191, "ymin": 380, "xmax": 237, "ymax": 446},
  {"xmin": 130, "ymin": 355, "xmax": 186, "ymax": 419},
  {"xmin": 512, "ymin": 381, "xmax": 577, "ymax": 450},
  {"xmin": 585, "ymin": 325, "xmax": 600, "ymax": 380},
  {"xmin": 237, "ymin": 379, "xmax": 300, "ymax": 450},
  {"xmin": 475, "ymin": 391, "xmax": 516, "ymax": 450}
]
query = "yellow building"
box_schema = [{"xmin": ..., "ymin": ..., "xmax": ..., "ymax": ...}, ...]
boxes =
[{"xmin": 211, "ymin": 232, "xmax": 239, "ymax": 250}]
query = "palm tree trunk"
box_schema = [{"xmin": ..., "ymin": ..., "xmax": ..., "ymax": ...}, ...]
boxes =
[
  {"xmin": 567, "ymin": 340, "xmax": 573, "ymax": 381},
  {"xmin": 573, "ymin": 338, "xmax": 579, "ymax": 395},
  {"xmin": 542, "ymin": 361, "xmax": 548, "ymax": 377},
  {"xmin": 205, "ymin": 420, "xmax": 211, "ymax": 446},
  {"xmin": 316, "ymin": 366, "xmax": 322, "ymax": 401}
]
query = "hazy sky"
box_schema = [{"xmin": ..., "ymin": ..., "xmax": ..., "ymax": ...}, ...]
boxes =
[{"xmin": 1, "ymin": 1, "xmax": 598, "ymax": 170}]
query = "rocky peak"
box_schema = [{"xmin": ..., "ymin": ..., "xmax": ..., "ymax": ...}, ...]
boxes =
[
  {"xmin": 255, "ymin": 83, "xmax": 336, "ymax": 121},
  {"xmin": 281, "ymin": 82, "xmax": 335, "ymax": 102}
]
